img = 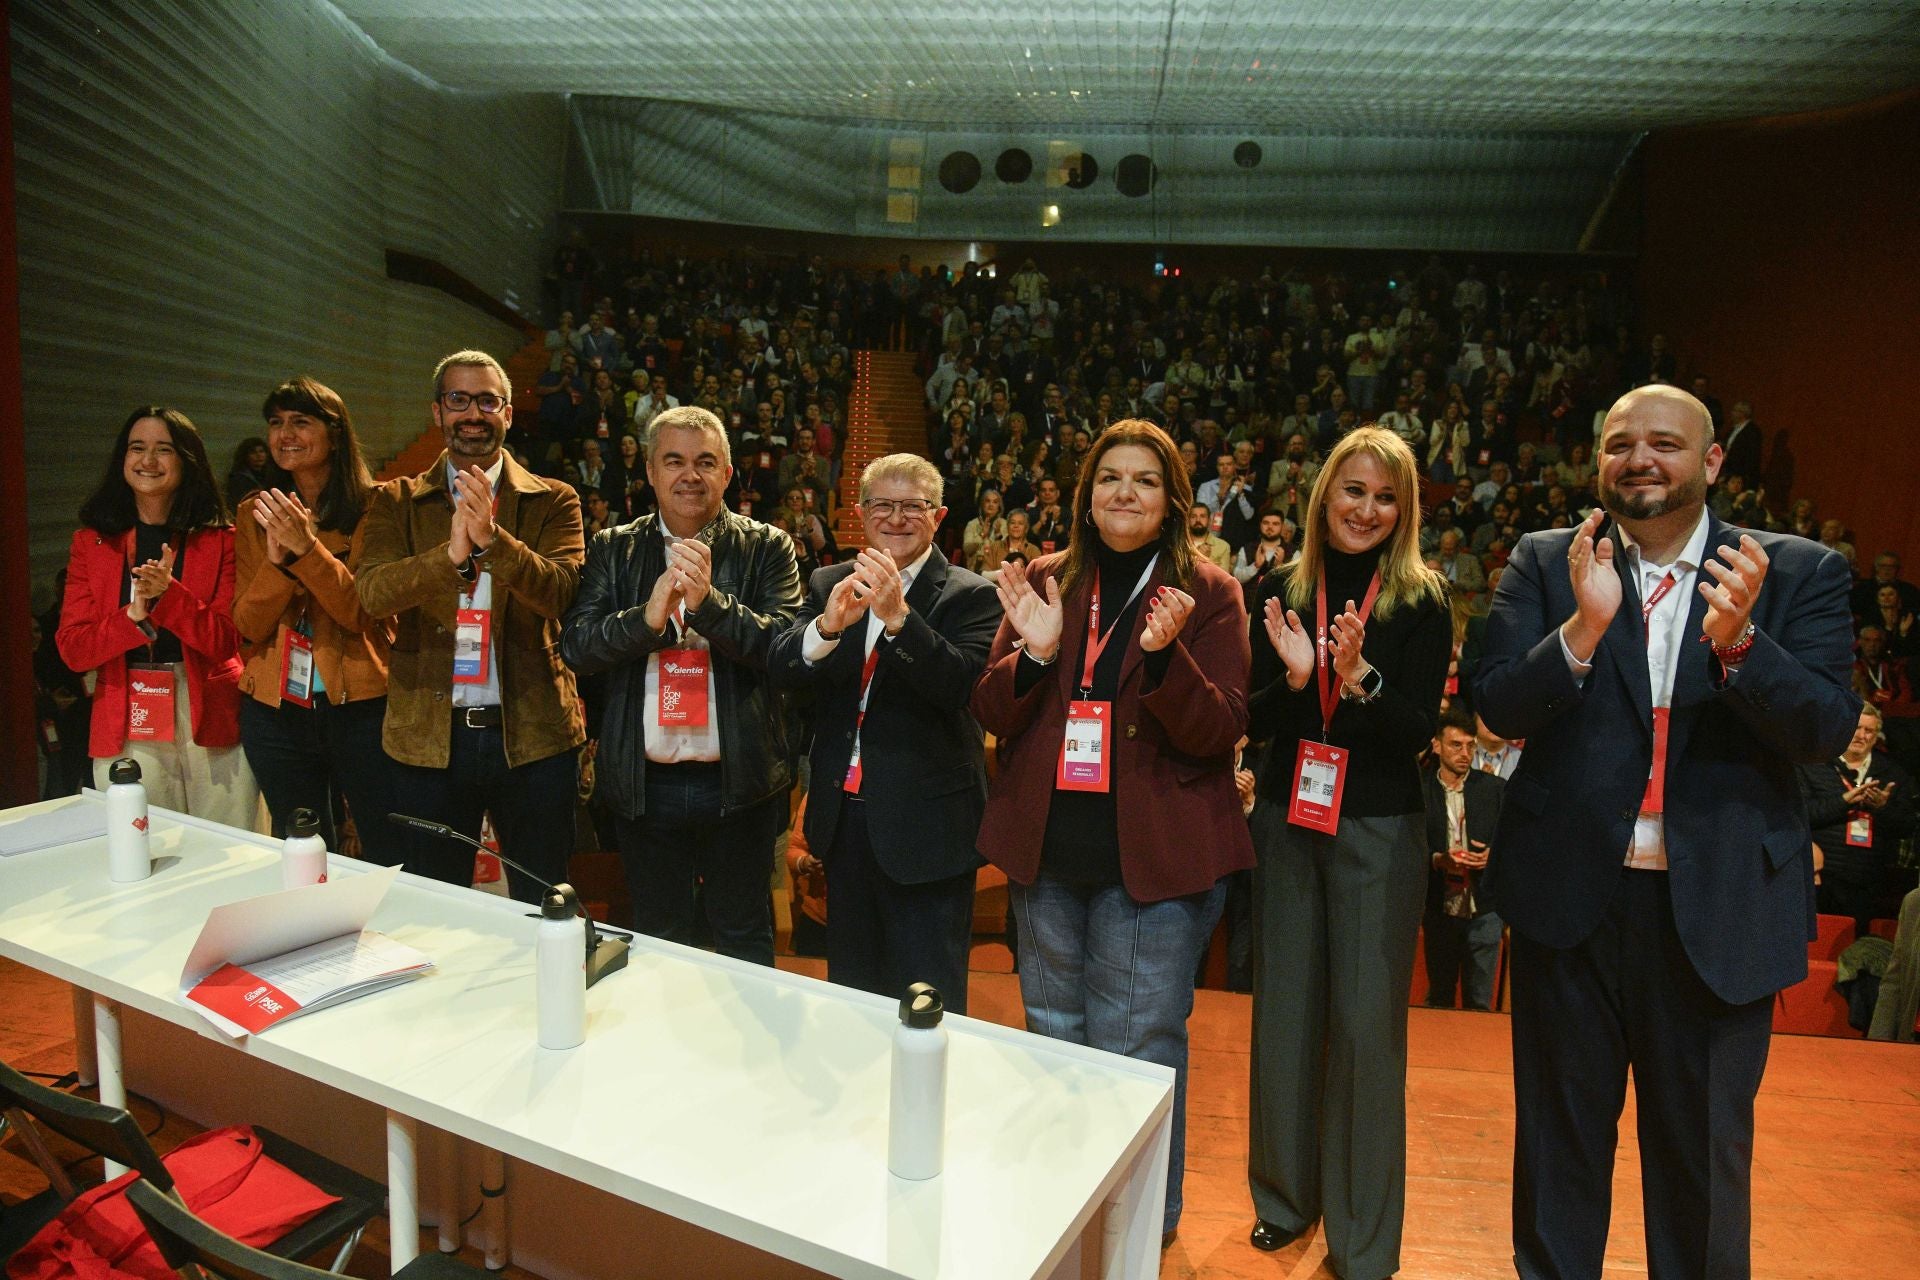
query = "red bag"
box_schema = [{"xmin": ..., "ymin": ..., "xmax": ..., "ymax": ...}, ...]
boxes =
[{"xmin": 7, "ymin": 1125, "xmax": 340, "ymax": 1280}]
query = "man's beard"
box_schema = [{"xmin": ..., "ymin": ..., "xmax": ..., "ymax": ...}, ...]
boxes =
[
  {"xmin": 1600, "ymin": 468, "xmax": 1706, "ymax": 521},
  {"xmin": 448, "ymin": 422, "xmax": 503, "ymax": 457}
]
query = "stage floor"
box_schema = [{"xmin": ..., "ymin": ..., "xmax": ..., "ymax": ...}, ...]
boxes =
[{"xmin": 2, "ymin": 957, "xmax": 1914, "ymax": 1278}]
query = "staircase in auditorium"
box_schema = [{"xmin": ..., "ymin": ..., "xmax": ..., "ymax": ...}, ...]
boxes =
[{"xmin": 833, "ymin": 350, "xmax": 926, "ymax": 553}]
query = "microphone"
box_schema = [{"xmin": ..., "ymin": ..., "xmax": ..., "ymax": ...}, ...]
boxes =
[{"xmin": 387, "ymin": 812, "xmax": 629, "ymax": 988}]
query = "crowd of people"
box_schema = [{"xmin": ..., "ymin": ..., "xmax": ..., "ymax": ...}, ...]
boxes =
[{"xmin": 26, "ymin": 244, "xmax": 1920, "ymax": 1280}]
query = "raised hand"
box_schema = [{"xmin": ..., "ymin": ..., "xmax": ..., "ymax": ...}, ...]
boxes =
[
  {"xmin": 1263, "ymin": 596, "xmax": 1314, "ymax": 689},
  {"xmin": 852, "ymin": 548, "xmax": 907, "ymax": 630},
  {"xmin": 643, "ymin": 561, "xmax": 685, "ymax": 633},
  {"xmin": 452, "ymin": 467, "xmax": 495, "ymax": 553},
  {"xmin": 819, "ymin": 572, "xmax": 870, "ymax": 636},
  {"xmin": 1699, "ymin": 535, "xmax": 1769, "ymax": 648},
  {"xmin": 1328, "ymin": 599, "xmax": 1370, "ymax": 686},
  {"xmin": 996, "ymin": 558, "xmax": 1064, "ymax": 660},
  {"xmin": 666, "ymin": 538, "xmax": 713, "ymax": 612},
  {"xmin": 1139, "ymin": 586, "xmax": 1195, "ymax": 653},
  {"xmin": 1563, "ymin": 507, "xmax": 1621, "ymax": 662},
  {"xmin": 254, "ymin": 488, "xmax": 317, "ymax": 562}
]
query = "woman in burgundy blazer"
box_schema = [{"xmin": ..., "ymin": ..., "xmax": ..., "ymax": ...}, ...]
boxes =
[
  {"xmin": 971, "ymin": 419, "xmax": 1252, "ymax": 1242},
  {"xmin": 57, "ymin": 407, "xmax": 255, "ymax": 827}
]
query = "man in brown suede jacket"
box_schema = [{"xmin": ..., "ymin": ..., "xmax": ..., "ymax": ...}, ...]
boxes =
[{"xmin": 357, "ymin": 350, "xmax": 585, "ymax": 900}]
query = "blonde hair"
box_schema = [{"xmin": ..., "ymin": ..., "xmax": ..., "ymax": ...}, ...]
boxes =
[
  {"xmin": 860, "ymin": 452, "xmax": 943, "ymax": 504},
  {"xmin": 1284, "ymin": 424, "xmax": 1445, "ymax": 620}
]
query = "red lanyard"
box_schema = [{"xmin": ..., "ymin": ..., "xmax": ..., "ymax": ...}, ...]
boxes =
[
  {"xmin": 852, "ymin": 642, "xmax": 882, "ymax": 732},
  {"xmin": 1316, "ymin": 565, "xmax": 1383, "ymax": 733},
  {"xmin": 1641, "ymin": 569, "xmax": 1678, "ymax": 639},
  {"xmin": 1078, "ymin": 558, "xmax": 1158, "ymax": 694}
]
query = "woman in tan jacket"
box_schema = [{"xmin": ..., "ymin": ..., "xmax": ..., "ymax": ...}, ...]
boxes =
[{"xmin": 233, "ymin": 377, "xmax": 402, "ymax": 863}]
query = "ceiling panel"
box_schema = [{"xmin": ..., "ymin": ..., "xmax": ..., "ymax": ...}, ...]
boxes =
[{"xmin": 333, "ymin": 0, "xmax": 1920, "ymax": 130}]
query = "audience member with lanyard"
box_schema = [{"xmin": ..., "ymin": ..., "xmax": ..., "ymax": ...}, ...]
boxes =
[
  {"xmin": 58, "ymin": 406, "xmax": 258, "ymax": 826},
  {"xmin": 972, "ymin": 419, "xmax": 1252, "ymax": 1247},
  {"xmin": 1243, "ymin": 425, "xmax": 1450, "ymax": 1279},
  {"xmin": 232, "ymin": 377, "xmax": 403, "ymax": 863}
]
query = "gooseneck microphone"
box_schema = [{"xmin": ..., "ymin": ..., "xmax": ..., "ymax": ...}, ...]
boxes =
[{"xmin": 386, "ymin": 812, "xmax": 630, "ymax": 987}]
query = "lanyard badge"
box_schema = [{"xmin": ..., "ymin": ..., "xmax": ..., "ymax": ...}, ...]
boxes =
[
  {"xmin": 1054, "ymin": 560, "xmax": 1157, "ymax": 795},
  {"xmin": 658, "ymin": 648, "xmax": 711, "ymax": 727},
  {"xmin": 281, "ymin": 628, "xmax": 316, "ymax": 708},
  {"xmin": 1285, "ymin": 566, "xmax": 1381, "ymax": 835},
  {"xmin": 126, "ymin": 664, "xmax": 176, "ymax": 743},
  {"xmin": 453, "ymin": 601, "xmax": 491, "ymax": 684}
]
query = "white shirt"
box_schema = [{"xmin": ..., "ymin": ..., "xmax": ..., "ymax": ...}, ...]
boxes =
[
  {"xmin": 643, "ymin": 524, "xmax": 726, "ymax": 764},
  {"xmin": 1560, "ymin": 508, "xmax": 1712, "ymax": 870},
  {"xmin": 1471, "ymin": 742, "xmax": 1521, "ymax": 780},
  {"xmin": 450, "ymin": 455, "xmax": 507, "ymax": 709}
]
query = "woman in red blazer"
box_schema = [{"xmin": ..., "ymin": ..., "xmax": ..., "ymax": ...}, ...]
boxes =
[
  {"xmin": 972, "ymin": 419, "xmax": 1252, "ymax": 1244},
  {"xmin": 56, "ymin": 407, "xmax": 256, "ymax": 828}
]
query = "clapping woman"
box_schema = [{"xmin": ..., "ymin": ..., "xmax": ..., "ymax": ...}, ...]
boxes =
[
  {"xmin": 972, "ymin": 419, "xmax": 1252, "ymax": 1243},
  {"xmin": 232, "ymin": 377, "xmax": 403, "ymax": 863},
  {"xmin": 58, "ymin": 408, "xmax": 257, "ymax": 825},
  {"xmin": 1243, "ymin": 425, "xmax": 1450, "ymax": 1279}
]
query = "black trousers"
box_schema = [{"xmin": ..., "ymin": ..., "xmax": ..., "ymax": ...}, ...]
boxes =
[
  {"xmin": 239, "ymin": 696, "xmax": 405, "ymax": 865},
  {"xmin": 615, "ymin": 760, "xmax": 783, "ymax": 966},
  {"xmin": 823, "ymin": 795, "xmax": 977, "ymax": 1015},
  {"xmin": 395, "ymin": 721, "xmax": 578, "ymax": 903},
  {"xmin": 1511, "ymin": 869, "xmax": 1773, "ymax": 1280}
]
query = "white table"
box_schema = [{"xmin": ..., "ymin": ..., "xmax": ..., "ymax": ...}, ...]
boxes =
[{"xmin": 0, "ymin": 797, "xmax": 1174, "ymax": 1279}]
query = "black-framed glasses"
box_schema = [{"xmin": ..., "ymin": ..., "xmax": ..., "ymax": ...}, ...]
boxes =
[
  {"xmin": 438, "ymin": 391, "xmax": 508, "ymax": 415},
  {"xmin": 862, "ymin": 498, "xmax": 937, "ymax": 520}
]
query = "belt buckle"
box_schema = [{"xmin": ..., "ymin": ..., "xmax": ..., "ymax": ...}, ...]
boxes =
[{"xmin": 462, "ymin": 707, "xmax": 493, "ymax": 729}]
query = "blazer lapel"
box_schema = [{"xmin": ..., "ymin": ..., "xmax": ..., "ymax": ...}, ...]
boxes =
[
  {"xmin": 1114, "ymin": 553, "xmax": 1169, "ymax": 695},
  {"xmin": 1599, "ymin": 524, "xmax": 1655, "ymax": 738}
]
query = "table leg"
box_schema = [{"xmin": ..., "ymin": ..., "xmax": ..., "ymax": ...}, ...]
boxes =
[
  {"xmin": 386, "ymin": 1111, "xmax": 419, "ymax": 1273},
  {"xmin": 1098, "ymin": 1106, "xmax": 1170, "ymax": 1279},
  {"xmin": 71, "ymin": 986, "xmax": 98, "ymax": 1086},
  {"xmin": 436, "ymin": 1127, "xmax": 463, "ymax": 1255},
  {"xmin": 480, "ymin": 1146, "xmax": 509, "ymax": 1270},
  {"xmin": 92, "ymin": 997, "xmax": 126, "ymax": 1178}
]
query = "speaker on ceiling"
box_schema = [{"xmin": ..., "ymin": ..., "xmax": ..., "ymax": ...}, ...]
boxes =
[
  {"xmin": 1234, "ymin": 140, "xmax": 1263, "ymax": 169},
  {"xmin": 995, "ymin": 148, "xmax": 1033, "ymax": 183},
  {"xmin": 938, "ymin": 151, "xmax": 982, "ymax": 194},
  {"xmin": 1115, "ymin": 154, "xmax": 1157, "ymax": 198}
]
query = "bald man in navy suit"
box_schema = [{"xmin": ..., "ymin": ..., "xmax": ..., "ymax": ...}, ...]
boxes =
[{"xmin": 1475, "ymin": 386, "xmax": 1856, "ymax": 1280}]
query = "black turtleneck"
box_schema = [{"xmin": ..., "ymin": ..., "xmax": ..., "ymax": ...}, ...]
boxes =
[
  {"xmin": 1246, "ymin": 543, "xmax": 1451, "ymax": 817},
  {"xmin": 1021, "ymin": 536, "xmax": 1171, "ymax": 886}
]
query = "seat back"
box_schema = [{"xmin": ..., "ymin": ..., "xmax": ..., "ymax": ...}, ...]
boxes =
[
  {"xmin": 125, "ymin": 1179, "xmax": 333, "ymax": 1280},
  {"xmin": 0, "ymin": 1057, "xmax": 171, "ymax": 1189}
]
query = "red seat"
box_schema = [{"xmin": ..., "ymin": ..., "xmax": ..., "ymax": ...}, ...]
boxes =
[
  {"xmin": 1811, "ymin": 913, "xmax": 1855, "ymax": 961},
  {"xmin": 1773, "ymin": 959, "xmax": 1859, "ymax": 1037}
]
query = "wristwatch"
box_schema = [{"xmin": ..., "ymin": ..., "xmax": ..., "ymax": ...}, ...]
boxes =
[{"xmin": 1342, "ymin": 665, "xmax": 1385, "ymax": 703}]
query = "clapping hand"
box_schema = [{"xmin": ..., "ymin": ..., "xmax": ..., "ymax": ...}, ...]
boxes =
[
  {"xmin": 665, "ymin": 538, "xmax": 713, "ymax": 612},
  {"xmin": 1699, "ymin": 535, "xmax": 1769, "ymax": 648},
  {"xmin": 1328, "ymin": 599, "xmax": 1370, "ymax": 686},
  {"xmin": 997, "ymin": 558, "xmax": 1064, "ymax": 661},
  {"xmin": 446, "ymin": 466, "xmax": 495, "ymax": 565},
  {"xmin": 1263, "ymin": 597, "xmax": 1314, "ymax": 690},
  {"xmin": 1563, "ymin": 508, "xmax": 1621, "ymax": 662},
  {"xmin": 127, "ymin": 544, "xmax": 176, "ymax": 623},
  {"xmin": 851, "ymin": 548, "xmax": 908, "ymax": 630},
  {"xmin": 1139, "ymin": 586, "xmax": 1195, "ymax": 653},
  {"xmin": 253, "ymin": 488, "xmax": 317, "ymax": 563}
]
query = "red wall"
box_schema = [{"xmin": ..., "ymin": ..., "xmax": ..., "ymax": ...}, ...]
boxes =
[{"xmin": 1638, "ymin": 89, "xmax": 1920, "ymax": 569}]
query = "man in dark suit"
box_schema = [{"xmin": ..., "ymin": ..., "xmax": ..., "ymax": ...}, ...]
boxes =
[
  {"xmin": 1421, "ymin": 707, "xmax": 1506, "ymax": 1010},
  {"xmin": 1716, "ymin": 400, "xmax": 1763, "ymax": 489},
  {"xmin": 1475, "ymin": 385, "xmax": 1856, "ymax": 1280},
  {"xmin": 769, "ymin": 453, "xmax": 1002, "ymax": 1013}
]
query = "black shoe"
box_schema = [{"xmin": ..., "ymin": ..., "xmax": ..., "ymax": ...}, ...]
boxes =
[
  {"xmin": 1161, "ymin": 1228, "xmax": 1177, "ymax": 1250},
  {"xmin": 1249, "ymin": 1219, "xmax": 1298, "ymax": 1252}
]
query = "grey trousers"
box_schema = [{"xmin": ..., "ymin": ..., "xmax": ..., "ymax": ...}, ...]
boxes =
[
  {"xmin": 1248, "ymin": 806, "xmax": 1427, "ymax": 1280},
  {"xmin": 1869, "ymin": 886, "xmax": 1920, "ymax": 1042}
]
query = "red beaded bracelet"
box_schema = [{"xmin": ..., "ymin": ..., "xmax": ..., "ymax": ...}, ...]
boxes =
[{"xmin": 1709, "ymin": 622, "xmax": 1757, "ymax": 665}]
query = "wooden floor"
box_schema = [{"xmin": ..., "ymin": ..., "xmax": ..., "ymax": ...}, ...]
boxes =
[{"xmin": 3, "ymin": 954, "xmax": 1915, "ymax": 1279}]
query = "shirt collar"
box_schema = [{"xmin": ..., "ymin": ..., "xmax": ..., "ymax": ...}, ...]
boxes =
[
  {"xmin": 895, "ymin": 544, "xmax": 935, "ymax": 594},
  {"xmin": 446, "ymin": 454, "xmax": 506, "ymax": 493},
  {"xmin": 1620, "ymin": 507, "xmax": 1711, "ymax": 574}
]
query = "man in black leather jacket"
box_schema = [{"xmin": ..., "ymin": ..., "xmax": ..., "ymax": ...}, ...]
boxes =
[{"xmin": 561, "ymin": 407, "xmax": 802, "ymax": 964}]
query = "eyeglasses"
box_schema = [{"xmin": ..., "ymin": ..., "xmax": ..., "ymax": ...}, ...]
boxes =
[
  {"xmin": 438, "ymin": 391, "xmax": 508, "ymax": 415},
  {"xmin": 862, "ymin": 499, "xmax": 937, "ymax": 520}
]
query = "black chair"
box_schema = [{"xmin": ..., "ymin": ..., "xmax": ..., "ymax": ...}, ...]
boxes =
[
  {"xmin": 0, "ymin": 1057, "xmax": 384, "ymax": 1272},
  {"xmin": 125, "ymin": 1179, "xmax": 483, "ymax": 1280}
]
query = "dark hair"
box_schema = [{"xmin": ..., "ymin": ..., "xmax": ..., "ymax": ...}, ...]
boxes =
[
  {"xmin": 78, "ymin": 407, "xmax": 229, "ymax": 535},
  {"xmin": 258, "ymin": 377, "xmax": 374, "ymax": 534},
  {"xmin": 229, "ymin": 436, "xmax": 269, "ymax": 476},
  {"xmin": 1438, "ymin": 703, "xmax": 1476, "ymax": 737},
  {"xmin": 1059, "ymin": 419, "xmax": 1196, "ymax": 596}
]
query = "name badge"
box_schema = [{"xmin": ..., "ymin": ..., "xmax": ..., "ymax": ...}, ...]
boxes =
[
  {"xmin": 1056, "ymin": 699, "xmax": 1111, "ymax": 792},
  {"xmin": 1847, "ymin": 811, "xmax": 1873, "ymax": 848},
  {"xmin": 281, "ymin": 630, "xmax": 315, "ymax": 708},
  {"xmin": 659, "ymin": 648, "xmax": 710, "ymax": 726},
  {"xmin": 127, "ymin": 664, "xmax": 176, "ymax": 743},
  {"xmin": 843, "ymin": 740, "xmax": 865, "ymax": 793},
  {"xmin": 1477, "ymin": 448, "xmax": 1492, "ymax": 466},
  {"xmin": 453, "ymin": 608, "xmax": 491, "ymax": 684},
  {"xmin": 1287, "ymin": 739, "xmax": 1347, "ymax": 834},
  {"xmin": 1640, "ymin": 706, "xmax": 1670, "ymax": 815}
]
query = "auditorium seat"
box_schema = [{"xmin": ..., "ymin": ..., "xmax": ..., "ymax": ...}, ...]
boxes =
[{"xmin": 1812, "ymin": 913, "xmax": 1856, "ymax": 960}]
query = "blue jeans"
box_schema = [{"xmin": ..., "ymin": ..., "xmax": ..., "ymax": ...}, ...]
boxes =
[{"xmin": 1010, "ymin": 873, "xmax": 1227, "ymax": 1231}]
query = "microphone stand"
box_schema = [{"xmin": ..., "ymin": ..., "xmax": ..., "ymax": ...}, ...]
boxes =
[{"xmin": 387, "ymin": 813, "xmax": 630, "ymax": 988}]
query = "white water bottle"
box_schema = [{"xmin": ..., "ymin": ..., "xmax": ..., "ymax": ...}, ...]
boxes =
[
  {"xmin": 280, "ymin": 808, "xmax": 328, "ymax": 890},
  {"xmin": 104, "ymin": 758, "xmax": 150, "ymax": 883},
  {"xmin": 535, "ymin": 887, "xmax": 586, "ymax": 1050},
  {"xmin": 888, "ymin": 982, "xmax": 949, "ymax": 1180}
]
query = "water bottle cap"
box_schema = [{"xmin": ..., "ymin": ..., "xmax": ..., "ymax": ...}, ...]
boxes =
[
  {"xmin": 108, "ymin": 758, "xmax": 142, "ymax": 785},
  {"xmin": 898, "ymin": 982, "xmax": 944, "ymax": 1028},
  {"xmin": 289, "ymin": 808, "xmax": 321, "ymax": 839},
  {"xmin": 541, "ymin": 885, "xmax": 578, "ymax": 921}
]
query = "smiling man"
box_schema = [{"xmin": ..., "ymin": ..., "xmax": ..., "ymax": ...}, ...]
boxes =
[
  {"xmin": 560, "ymin": 406, "xmax": 801, "ymax": 964},
  {"xmin": 357, "ymin": 350, "xmax": 586, "ymax": 901},
  {"xmin": 766, "ymin": 454, "xmax": 1001, "ymax": 1010},
  {"xmin": 1475, "ymin": 384, "xmax": 1857, "ymax": 1280}
]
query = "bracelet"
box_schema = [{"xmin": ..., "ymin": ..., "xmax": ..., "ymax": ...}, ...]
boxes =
[
  {"xmin": 1710, "ymin": 622, "xmax": 1757, "ymax": 665},
  {"xmin": 1022, "ymin": 643, "xmax": 1059, "ymax": 667},
  {"xmin": 815, "ymin": 623, "xmax": 845, "ymax": 642}
]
